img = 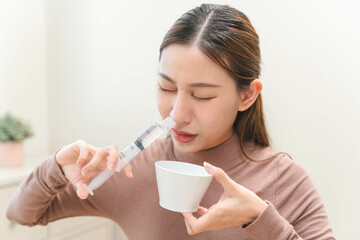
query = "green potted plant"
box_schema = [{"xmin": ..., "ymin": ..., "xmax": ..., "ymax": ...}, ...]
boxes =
[{"xmin": 0, "ymin": 112, "xmax": 33, "ymax": 167}]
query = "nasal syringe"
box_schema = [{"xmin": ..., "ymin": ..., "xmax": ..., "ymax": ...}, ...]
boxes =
[{"xmin": 84, "ymin": 117, "xmax": 175, "ymax": 196}]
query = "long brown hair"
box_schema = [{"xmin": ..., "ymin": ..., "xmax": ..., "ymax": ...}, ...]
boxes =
[{"xmin": 159, "ymin": 4, "xmax": 271, "ymax": 160}]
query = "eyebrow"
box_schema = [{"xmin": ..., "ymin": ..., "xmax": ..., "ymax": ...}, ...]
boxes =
[{"xmin": 158, "ymin": 72, "xmax": 220, "ymax": 88}]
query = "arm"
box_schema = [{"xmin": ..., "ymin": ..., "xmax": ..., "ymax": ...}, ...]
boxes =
[
  {"xmin": 6, "ymin": 154, "xmax": 89, "ymax": 226},
  {"xmin": 6, "ymin": 140, "xmax": 133, "ymax": 226},
  {"xmin": 243, "ymin": 158, "xmax": 334, "ymax": 239},
  {"xmin": 182, "ymin": 161, "xmax": 335, "ymax": 239}
]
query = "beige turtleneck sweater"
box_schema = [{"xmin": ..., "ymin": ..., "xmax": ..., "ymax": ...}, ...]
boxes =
[{"xmin": 6, "ymin": 134, "xmax": 335, "ymax": 239}]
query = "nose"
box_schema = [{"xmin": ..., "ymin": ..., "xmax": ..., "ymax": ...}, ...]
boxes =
[{"xmin": 170, "ymin": 92, "xmax": 192, "ymax": 125}]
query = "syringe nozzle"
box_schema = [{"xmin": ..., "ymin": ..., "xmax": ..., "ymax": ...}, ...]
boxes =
[{"xmin": 162, "ymin": 117, "xmax": 175, "ymax": 130}]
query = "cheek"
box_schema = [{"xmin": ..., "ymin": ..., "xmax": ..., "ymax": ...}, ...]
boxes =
[{"xmin": 199, "ymin": 99, "xmax": 238, "ymax": 130}]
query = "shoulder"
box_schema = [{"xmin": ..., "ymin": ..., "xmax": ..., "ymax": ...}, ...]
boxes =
[
  {"xmin": 248, "ymin": 144, "xmax": 309, "ymax": 180},
  {"xmin": 246, "ymin": 145, "xmax": 314, "ymax": 198},
  {"xmin": 269, "ymin": 153, "xmax": 321, "ymax": 209},
  {"xmin": 274, "ymin": 153, "xmax": 310, "ymax": 185},
  {"xmin": 258, "ymin": 151, "xmax": 312, "ymax": 191},
  {"xmin": 264, "ymin": 152, "xmax": 332, "ymax": 235}
]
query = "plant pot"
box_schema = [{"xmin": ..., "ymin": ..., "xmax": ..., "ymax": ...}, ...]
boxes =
[{"xmin": 0, "ymin": 141, "xmax": 24, "ymax": 167}]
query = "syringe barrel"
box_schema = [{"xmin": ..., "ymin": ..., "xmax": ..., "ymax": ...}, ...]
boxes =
[
  {"xmin": 84, "ymin": 117, "xmax": 175, "ymax": 196},
  {"xmin": 84, "ymin": 141, "xmax": 143, "ymax": 196},
  {"xmin": 115, "ymin": 141, "xmax": 143, "ymax": 171},
  {"xmin": 84, "ymin": 168, "xmax": 116, "ymax": 195}
]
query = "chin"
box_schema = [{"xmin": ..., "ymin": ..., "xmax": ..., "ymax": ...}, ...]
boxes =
[
  {"xmin": 174, "ymin": 145, "xmax": 198, "ymax": 154},
  {"xmin": 171, "ymin": 136, "xmax": 202, "ymax": 154}
]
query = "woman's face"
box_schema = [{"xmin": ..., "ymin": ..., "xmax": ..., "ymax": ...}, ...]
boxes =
[{"xmin": 157, "ymin": 45, "xmax": 242, "ymax": 154}]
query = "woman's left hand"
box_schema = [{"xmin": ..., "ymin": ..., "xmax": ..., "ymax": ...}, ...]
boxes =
[{"xmin": 182, "ymin": 162, "xmax": 268, "ymax": 235}]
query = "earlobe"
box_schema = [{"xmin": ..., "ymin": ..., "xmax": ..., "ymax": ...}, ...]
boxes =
[{"xmin": 237, "ymin": 79, "xmax": 262, "ymax": 112}]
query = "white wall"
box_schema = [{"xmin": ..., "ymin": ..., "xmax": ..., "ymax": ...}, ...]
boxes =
[
  {"xmin": 46, "ymin": 0, "xmax": 165, "ymax": 151},
  {"xmin": 251, "ymin": 1, "xmax": 360, "ymax": 238},
  {"xmin": 245, "ymin": 1, "xmax": 360, "ymax": 238},
  {"xmin": 1, "ymin": 0, "xmax": 359, "ymax": 239},
  {"xmin": 0, "ymin": 0, "xmax": 48, "ymax": 159}
]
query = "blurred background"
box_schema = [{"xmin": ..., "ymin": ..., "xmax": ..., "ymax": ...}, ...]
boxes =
[{"xmin": 0, "ymin": 0, "xmax": 359, "ymax": 239}]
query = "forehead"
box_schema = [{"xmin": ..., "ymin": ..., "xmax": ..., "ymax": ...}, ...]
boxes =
[{"xmin": 159, "ymin": 45, "xmax": 233, "ymax": 86}]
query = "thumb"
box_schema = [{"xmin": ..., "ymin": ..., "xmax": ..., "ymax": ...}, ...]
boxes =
[{"xmin": 203, "ymin": 162, "xmax": 233, "ymax": 191}]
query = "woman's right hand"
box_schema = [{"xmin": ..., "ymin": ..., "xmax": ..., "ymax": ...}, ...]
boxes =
[{"xmin": 55, "ymin": 140, "xmax": 133, "ymax": 199}]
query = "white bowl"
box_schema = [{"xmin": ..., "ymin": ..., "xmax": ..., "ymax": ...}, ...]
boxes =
[{"xmin": 155, "ymin": 160, "xmax": 213, "ymax": 212}]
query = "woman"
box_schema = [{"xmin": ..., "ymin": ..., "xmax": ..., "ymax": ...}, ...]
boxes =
[{"xmin": 7, "ymin": 4, "xmax": 334, "ymax": 239}]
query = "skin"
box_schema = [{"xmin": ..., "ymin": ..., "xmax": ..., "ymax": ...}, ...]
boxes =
[
  {"xmin": 55, "ymin": 44, "xmax": 267, "ymax": 234},
  {"xmin": 157, "ymin": 45, "xmax": 242, "ymax": 153}
]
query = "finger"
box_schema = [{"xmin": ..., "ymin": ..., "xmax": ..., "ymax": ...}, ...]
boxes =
[
  {"xmin": 183, "ymin": 213, "xmax": 192, "ymax": 234},
  {"xmin": 203, "ymin": 162, "xmax": 234, "ymax": 191},
  {"xmin": 76, "ymin": 143, "xmax": 92, "ymax": 170},
  {"xmin": 104, "ymin": 145, "xmax": 119, "ymax": 170},
  {"xmin": 123, "ymin": 163, "xmax": 134, "ymax": 179},
  {"xmin": 182, "ymin": 213, "xmax": 196, "ymax": 235},
  {"xmin": 197, "ymin": 206, "xmax": 208, "ymax": 216},
  {"xmin": 182, "ymin": 212, "xmax": 210, "ymax": 235},
  {"xmin": 82, "ymin": 148, "xmax": 108, "ymax": 176},
  {"xmin": 75, "ymin": 180, "xmax": 89, "ymax": 199}
]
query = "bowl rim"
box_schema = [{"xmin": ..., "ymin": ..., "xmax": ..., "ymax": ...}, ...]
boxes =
[{"xmin": 155, "ymin": 160, "xmax": 213, "ymax": 178}]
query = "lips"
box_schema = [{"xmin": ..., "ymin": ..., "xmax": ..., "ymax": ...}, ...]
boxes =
[{"xmin": 171, "ymin": 129, "xmax": 198, "ymax": 143}]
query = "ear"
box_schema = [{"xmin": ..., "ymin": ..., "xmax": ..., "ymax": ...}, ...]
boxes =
[{"xmin": 237, "ymin": 79, "xmax": 262, "ymax": 112}]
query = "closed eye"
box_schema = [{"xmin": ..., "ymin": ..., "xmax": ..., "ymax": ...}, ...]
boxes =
[
  {"xmin": 159, "ymin": 84, "xmax": 214, "ymax": 101},
  {"xmin": 192, "ymin": 94, "xmax": 214, "ymax": 101},
  {"xmin": 158, "ymin": 85, "xmax": 176, "ymax": 92}
]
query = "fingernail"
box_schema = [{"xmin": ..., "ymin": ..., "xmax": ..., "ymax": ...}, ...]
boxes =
[
  {"xmin": 129, "ymin": 172, "xmax": 134, "ymax": 178},
  {"xmin": 82, "ymin": 168, "xmax": 89, "ymax": 176},
  {"xmin": 204, "ymin": 162, "xmax": 214, "ymax": 169},
  {"xmin": 108, "ymin": 162, "xmax": 115, "ymax": 170}
]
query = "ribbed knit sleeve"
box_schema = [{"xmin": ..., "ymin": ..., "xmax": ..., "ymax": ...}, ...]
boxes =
[
  {"xmin": 243, "ymin": 155, "xmax": 335, "ymax": 239},
  {"xmin": 6, "ymin": 153, "xmax": 71, "ymax": 226},
  {"xmin": 6, "ymin": 153, "xmax": 109, "ymax": 226}
]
